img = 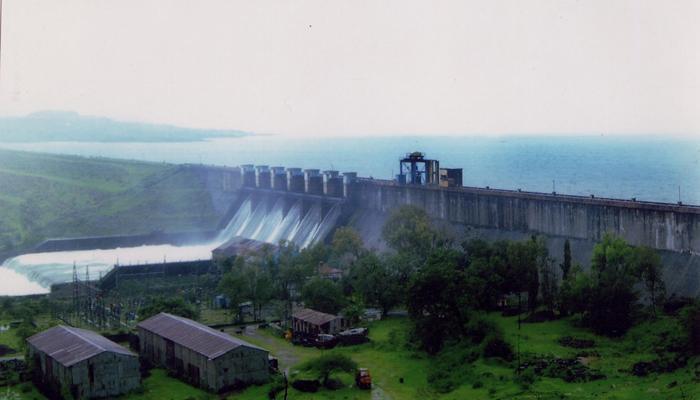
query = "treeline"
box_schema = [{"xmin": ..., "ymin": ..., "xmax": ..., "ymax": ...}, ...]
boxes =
[{"xmin": 214, "ymin": 206, "xmax": 689, "ymax": 346}]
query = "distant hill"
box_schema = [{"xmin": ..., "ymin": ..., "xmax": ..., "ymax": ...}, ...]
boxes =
[
  {"xmin": 0, "ymin": 111, "xmax": 250, "ymax": 142},
  {"xmin": 0, "ymin": 149, "xmax": 234, "ymax": 254}
]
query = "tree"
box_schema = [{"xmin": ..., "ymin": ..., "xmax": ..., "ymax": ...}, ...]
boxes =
[
  {"xmin": 304, "ymin": 354, "xmax": 357, "ymax": 386},
  {"xmin": 633, "ymin": 246, "xmax": 665, "ymax": 317},
  {"xmin": 297, "ymin": 243, "xmax": 332, "ymax": 271},
  {"xmin": 217, "ymin": 253, "xmax": 275, "ymax": 321},
  {"xmin": 344, "ymin": 252, "xmax": 402, "ymax": 315},
  {"xmin": 558, "ymin": 264, "xmax": 590, "ymax": 317},
  {"xmin": 407, "ymin": 248, "xmax": 467, "ymax": 354},
  {"xmin": 331, "ymin": 227, "xmax": 365, "ymax": 267},
  {"xmin": 681, "ymin": 302, "xmax": 700, "ymax": 354},
  {"xmin": 560, "ymin": 239, "xmax": 572, "ymax": 280},
  {"xmin": 218, "ymin": 262, "xmax": 248, "ymax": 322},
  {"xmin": 138, "ymin": 297, "xmax": 199, "ymax": 321},
  {"xmin": 243, "ymin": 262, "xmax": 274, "ymax": 321},
  {"xmin": 341, "ymin": 296, "xmax": 365, "ymax": 326},
  {"xmin": 539, "ymin": 253, "xmax": 558, "ymax": 313},
  {"xmin": 382, "ymin": 205, "xmax": 441, "ymax": 260},
  {"xmin": 276, "ymin": 241, "xmax": 305, "ymax": 323},
  {"xmin": 462, "ymin": 258, "xmax": 503, "ymax": 311},
  {"xmin": 301, "ymin": 278, "xmax": 346, "ymax": 315},
  {"xmin": 588, "ymin": 234, "xmax": 638, "ymax": 336},
  {"xmin": 507, "ymin": 240, "xmax": 539, "ymax": 313}
]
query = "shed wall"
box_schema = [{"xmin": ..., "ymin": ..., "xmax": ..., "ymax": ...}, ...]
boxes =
[
  {"xmin": 28, "ymin": 344, "xmax": 139, "ymax": 399},
  {"xmin": 138, "ymin": 327, "xmax": 268, "ymax": 392}
]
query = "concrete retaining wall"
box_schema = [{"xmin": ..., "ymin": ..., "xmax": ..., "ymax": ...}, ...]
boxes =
[
  {"xmin": 351, "ymin": 180, "xmax": 700, "ymax": 254},
  {"xmin": 34, "ymin": 230, "xmax": 219, "ymax": 253}
]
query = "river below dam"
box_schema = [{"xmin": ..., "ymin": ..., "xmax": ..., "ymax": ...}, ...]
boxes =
[
  {"xmin": 0, "ymin": 193, "xmax": 340, "ymax": 295},
  {"xmin": 0, "ymin": 244, "xmax": 216, "ymax": 296}
]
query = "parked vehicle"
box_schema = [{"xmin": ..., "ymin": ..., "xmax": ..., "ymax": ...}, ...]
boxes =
[
  {"xmin": 338, "ymin": 327, "xmax": 369, "ymax": 346},
  {"xmin": 315, "ymin": 333, "xmax": 338, "ymax": 349},
  {"xmin": 355, "ymin": 368, "xmax": 372, "ymax": 389}
]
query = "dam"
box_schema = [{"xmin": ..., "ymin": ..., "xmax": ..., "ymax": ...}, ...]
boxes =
[{"xmin": 1, "ymin": 155, "xmax": 699, "ymax": 296}]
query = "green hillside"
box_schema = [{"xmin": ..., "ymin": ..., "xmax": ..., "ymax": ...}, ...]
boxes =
[{"xmin": 0, "ymin": 149, "xmax": 224, "ymax": 253}]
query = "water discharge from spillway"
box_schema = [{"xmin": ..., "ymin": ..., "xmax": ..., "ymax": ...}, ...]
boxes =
[{"xmin": 0, "ymin": 194, "xmax": 341, "ymax": 295}]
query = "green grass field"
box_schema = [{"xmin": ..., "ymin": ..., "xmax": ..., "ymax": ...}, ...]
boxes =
[
  {"xmin": 2, "ymin": 315, "xmax": 699, "ymax": 399},
  {"xmin": 223, "ymin": 315, "xmax": 700, "ymax": 400},
  {"xmin": 0, "ymin": 149, "xmax": 226, "ymax": 253}
]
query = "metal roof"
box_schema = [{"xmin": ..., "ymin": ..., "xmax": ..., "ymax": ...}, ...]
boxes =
[
  {"xmin": 137, "ymin": 313, "xmax": 266, "ymax": 360},
  {"xmin": 27, "ymin": 325, "xmax": 135, "ymax": 367},
  {"xmin": 212, "ymin": 236, "xmax": 273, "ymax": 258},
  {"xmin": 292, "ymin": 308, "xmax": 339, "ymax": 326}
]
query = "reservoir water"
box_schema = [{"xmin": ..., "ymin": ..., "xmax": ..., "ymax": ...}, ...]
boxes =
[
  {"xmin": 1, "ymin": 135, "xmax": 698, "ymax": 295},
  {"xmin": 0, "ymin": 135, "xmax": 698, "ymax": 204}
]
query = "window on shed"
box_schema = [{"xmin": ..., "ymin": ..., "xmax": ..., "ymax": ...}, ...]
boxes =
[{"xmin": 89, "ymin": 363, "xmax": 95, "ymax": 386}]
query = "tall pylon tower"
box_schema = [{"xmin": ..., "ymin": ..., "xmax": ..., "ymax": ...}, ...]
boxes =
[{"xmin": 72, "ymin": 262, "xmax": 79, "ymax": 321}]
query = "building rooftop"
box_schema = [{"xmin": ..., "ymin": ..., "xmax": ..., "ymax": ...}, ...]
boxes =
[
  {"xmin": 27, "ymin": 325, "xmax": 135, "ymax": 367},
  {"xmin": 292, "ymin": 308, "xmax": 339, "ymax": 326},
  {"xmin": 137, "ymin": 313, "xmax": 265, "ymax": 360},
  {"xmin": 212, "ymin": 236, "xmax": 272, "ymax": 258}
]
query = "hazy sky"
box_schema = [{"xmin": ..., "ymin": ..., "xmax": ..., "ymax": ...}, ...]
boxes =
[{"xmin": 1, "ymin": 0, "xmax": 699, "ymax": 137}]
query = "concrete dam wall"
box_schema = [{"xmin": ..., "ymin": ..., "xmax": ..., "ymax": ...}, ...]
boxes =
[
  {"xmin": 345, "ymin": 179, "xmax": 700, "ymax": 296},
  {"xmin": 350, "ymin": 179, "xmax": 700, "ymax": 254},
  {"xmin": 215, "ymin": 165, "xmax": 700, "ymax": 258}
]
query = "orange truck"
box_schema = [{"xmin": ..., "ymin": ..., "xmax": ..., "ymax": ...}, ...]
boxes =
[{"xmin": 355, "ymin": 368, "xmax": 372, "ymax": 389}]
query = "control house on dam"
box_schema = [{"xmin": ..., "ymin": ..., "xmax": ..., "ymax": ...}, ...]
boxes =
[{"xmin": 216, "ymin": 152, "xmax": 700, "ymax": 296}]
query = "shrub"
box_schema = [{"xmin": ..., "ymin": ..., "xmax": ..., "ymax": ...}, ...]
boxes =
[
  {"xmin": 514, "ymin": 368, "xmax": 536, "ymax": 389},
  {"xmin": 465, "ymin": 315, "xmax": 500, "ymax": 344},
  {"xmin": 680, "ymin": 302, "xmax": 700, "ymax": 354},
  {"xmin": 302, "ymin": 353, "xmax": 357, "ymax": 386},
  {"xmin": 482, "ymin": 334, "xmax": 514, "ymax": 361},
  {"xmin": 291, "ymin": 379, "xmax": 320, "ymax": 393},
  {"xmin": 267, "ymin": 375, "xmax": 286, "ymax": 399},
  {"xmin": 427, "ymin": 342, "xmax": 479, "ymax": 393}
]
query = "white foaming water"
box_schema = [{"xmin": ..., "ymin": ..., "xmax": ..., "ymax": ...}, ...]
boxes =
[
  {"xmin": 0, "ymin": 194, "xmax": 341, "ymax": 296},
  {"xmin": 0, "ymin": 244, "xmax": 216, "ymax": 296}
]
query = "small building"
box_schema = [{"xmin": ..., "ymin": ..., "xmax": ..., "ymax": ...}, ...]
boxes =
[
  {"xmin": 439, "ymin": 168, "xmax": 463, "ymax": 187},
  {"xmin": 292, "ymin": 308, "xmax": 343, "ymax": 335},
  {"xmin": 318, "ymin": 262, "xmax": 343, "ymax": 281},
  {"xmin": 27, "ymin": 325, "xmax": 140, "ymax": 399},
  {"xmin": 137, "ymin": 313, "xmax": 268, "ymax": 392},
  {"xmin": 212, "ymin": 236, "xmax": 272, "ymax": 260}
]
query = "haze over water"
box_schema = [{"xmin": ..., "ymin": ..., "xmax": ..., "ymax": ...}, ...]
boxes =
[{"xmin": 1, "ymin": 135, "xmax": 698, "ymax": 205}]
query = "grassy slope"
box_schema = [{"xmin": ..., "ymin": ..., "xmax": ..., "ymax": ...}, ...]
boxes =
[
  {"xmin": 228, "ymin": 316, "xmax": 700, "ymax": 400},
  {"xmin": 4, "ymin": 315, "xmax": 700, "ymax": 399},
  {"xmin": 0, "ymin": 149, "xmax": 223, "ymax": 253}
]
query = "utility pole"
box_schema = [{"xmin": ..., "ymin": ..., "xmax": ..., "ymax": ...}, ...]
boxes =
[{"xmin": 72, "ymin": 262, "xmax": 79, "ymax": 321}]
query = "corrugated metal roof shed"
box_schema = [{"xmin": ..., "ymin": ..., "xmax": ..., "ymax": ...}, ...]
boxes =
[
  {"xmin": 27, "ymin": 325, "xmax": 135, "ymax": 367},
  {"xmin": 137, "ymin": 313, "xmax": 265, "ymax": 360},
  {"xmin": 292, "ymin": 308, "xmax": 338, "ymax": 326}
]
